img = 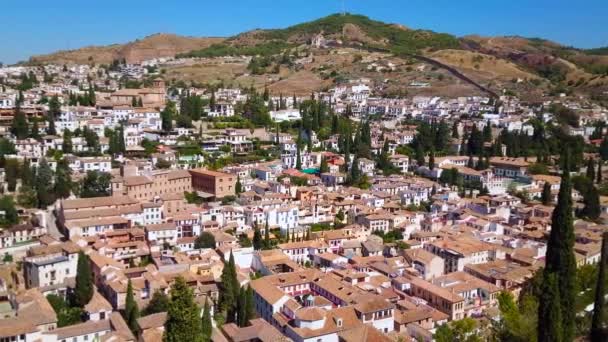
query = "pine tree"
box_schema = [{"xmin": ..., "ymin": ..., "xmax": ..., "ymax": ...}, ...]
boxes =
[
  {"xmin": 201, "ymin": 299, "xmax": 212, "ymax": 341},
  {"xmin": 264, "ymin": 219, "xmax": 270, "ymax": 250},
  {"xmin": 538, "ymin": 151, "xmax": 576, "ymax": 342},
  {"xmin": 541, "ymin": 182, "xmax": 552, "ymax": 205},
  {"xmin": 74, "ymin": 251, "xmax": 93, "ymax": 307},
  {"xmin": 587, "ymin": 158, "xmax": 596, "ymax": 182},
  {"xmin": 124, "ymin": 279, "xmax": 140, "ymax": 334},
  {"xmin": 591, "ymin": 232, "xmax": 608, "ymax": 341},
  {"xmin": 164, "ymin": 277, "xmax": 203, "ymax": 342}
]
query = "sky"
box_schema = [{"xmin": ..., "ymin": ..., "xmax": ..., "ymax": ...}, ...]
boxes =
[{"xmin": 1, "ymin": 0, "xmax": 607, "ymax": 64}]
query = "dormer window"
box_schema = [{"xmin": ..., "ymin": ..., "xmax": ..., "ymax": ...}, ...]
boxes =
[{"xmin": 336, "ymin": 318, "xmax": 343, "ymax": 327}]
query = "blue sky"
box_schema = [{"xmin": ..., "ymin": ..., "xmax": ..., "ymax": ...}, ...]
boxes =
[{"xmin": 1, "ymin": 0, "xmax": 607, "ymax": 64}]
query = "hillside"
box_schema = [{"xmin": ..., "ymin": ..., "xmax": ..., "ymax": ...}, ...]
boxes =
[
  {"xmin": 180, "ymin": 13, "xmax": 461, "ymax": 58},
  {"xmin": 29, "ymin": 33, "xmax": 225, "ymax": 65},
  {"xmin": 23, "ymin": 13, "xmax": 608, "ymax": 100}
]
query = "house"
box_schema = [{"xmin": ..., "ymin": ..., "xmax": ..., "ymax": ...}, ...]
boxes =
[{"xmin": 189, "ymin": 168, "xmax": 237, "ymax": 199}]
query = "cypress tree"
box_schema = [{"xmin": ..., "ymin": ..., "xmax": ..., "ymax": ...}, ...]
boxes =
[
  {"xmin": 245, "ymin": 286, "xmax": 255, "ymax": 324},
  {"xmin": 201, "ymin": 299, "xmax": 212, "ymax": 341},
  {"xmin": 428, "ymin": 149, "xmax": 435, "ymax": 170},
  {"xmin": 35, "ymin": 158, "xmax": 55, "ymax": 208},
  {"xmin": 252, "ymin": 223, "xmax": 262, "ymax": 251},
  {"xmin": 537, "ymin": 273, "xmax": 564, "ymax": 342},
  {"xmin": 74, "ymin": 251, "xmax": 93, "ymax": 307},
  {"xmin": 30, "ymin": 120, "xmax": 40, "ymax": 140},
  {"xmin": 11, "ymin": 103, "xmax": 29, "ymax": 140},
  {"xmin": 598, "ymin": 162, "xmax": 603, "ymax": 184},
  {"xmin": 539, "ymin": 151, "xmax": 576, "ymax": 342},
  {"xmin": 54, "ymin": 158, "xmax": 73, "ymax": 199},
  {"xmin": 263, "ymin": 219, "xmax": 270, "ymax": 250},
  {"xmin": 237, "ymin": 286, "xmax": 247, "ymax": 327},
  {"xmin": 63, "ymin": 129, "xmax": 73, "ymax": 153},
  {"xmin": 320, "ymin": 156, "xmax": 329, "ymax": 173},
  {"xmin": 541, "ymin": 182, "xmax": 552, "ymax": 205},
  {"xmin": 296, "ymin": 144, "xmax": 302, "ymax": 170},
  {"xmin": 124, "ymin": 279, "xmax": 140, "ymax": 334},
  {"xmin": 591, "ymin": 232, "xmax": 608, "ymax": 341},
  {"xmin": 582, "ymin": 185, "xmax": 601, "ymax": 220},
  {"xmin": 164, "ymin": 277, "xmax": 203, "ymax": 342},
  {"xmin": 235, "ymin": 176, "xmax": 243, "ymax": 194},
  {"xmin": 587, "ymin": 158, "xmax": 596, "ymax": 182}
]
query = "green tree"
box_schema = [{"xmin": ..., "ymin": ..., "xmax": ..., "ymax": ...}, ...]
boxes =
[
  {"xmin": 320, "ymin": 156, "xmax": 329, "ymax": 173},
  {"xmin": 537, "ymin": 273, "xmax": 563, "ymax": 342},
  {"xmin": 35, "ymin": 158, "xmax": 55, "ymax": 208},
  {"xmin": 235, "ymin": 176, "xmax": 243, "ymax": 195},
  {"xmin": 144, "ymin": 290, "xmax": 169, "ymax": 316},
  {"xmin": 600, "ymin": 136, "xmax": 608, "ymax": 161},
  {"xmin": 62, "ymin": 129, "xmax": 73, "ymax": 154},
  {"xmin": 161, "ymin": 101, "xmax": 176, "ymax": 132},
  {"xmin": 587, "ymin": 158, "xmax": 597, "ymax": 182},
  {"xmin": 581, "ymin": 185, "xmax": 601, "ymax": 220},
  {"xmin": 598, "ymin": 162, "xmax": 603, "ymax": 184},
  {"xmin": 541, "ymin": 182, "xmax": 552, "ymax": 206},
  {"xmin": 538, "ymin": 152, "xmax": 576, "ymax": 342},
  {"xmin": 434, "ymin": 317, "xmax": 481, "ymax": 342},
  {"xmin": 237, "ymin": 286, "xmax": 247, "ymax": 327},
  {"xmin": 4, "ymin": 159, "xmax": 19, "ymax": 192},
  {"xmin": 428, "ymin": 149, "xmax": 435, "ymax": 170},
  {"xmin": 80, "ymin": 171, "xmax": 111, "ymax": 198},
  {"xmin": 252, "ymin": 223, "xmax": 263, "ymax": 251},
  {"xmin": 30, "ymin": 120, "xmax": 40, "ymax": 140},
  {"xmin": 74, "ymin": 251, "xmax": 93, "ymax": 307},
  {"xmin": 0, "ymin": 196, "xmax": 19, "ymax": 227},
  {"xmin": 493, "ymin": 292, "xmax": 538, "ymax": 342},
  {"xmin": 201, "ymin": 299, "xmax": 212, "ymax": 341},
  {"xmin": 263, "ymin": 219, "xmax": 270, "ymax": 250},
  {"xmin": 11, "ymin": 103, "xmax": 29, "ymax": 139},
  {"xmin": 48, "ymin": 95, "xmax": 61, "ymax": 118},
  {"xmin": 54, "ymin": 158, "xmax": 72, "ymax": 199},
  {"xmin": 194, "ymin": 232, "xmax": 216, "ymax": 249},
  {"xmin": 219, "ymin": 252, "xmax": 239, "ymax": 323},
  {"xmin": 124, "ymin": 279, "xmax": 140, "ymax": 334},
  {"xmin": 591, "ymin": 232, "xmax": 608, "ymax": 341},
  {"xmin": 295, "ymin": 144, "xmax": 302, "ymax": 170},
  {"xmin": 245, "ymin": 286, "xmax": 255, "ymax": 323},
  {"xmin": 164, "ymin": 277, "xmax": 203, "ymax": 342}
]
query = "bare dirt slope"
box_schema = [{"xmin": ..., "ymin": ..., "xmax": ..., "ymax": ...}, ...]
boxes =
[{"xmin": 29, "ymin": 34, "xmax": 225, "ymax": 65}]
